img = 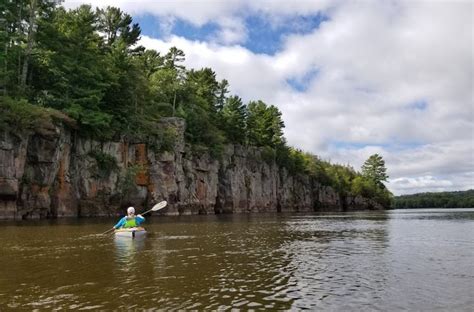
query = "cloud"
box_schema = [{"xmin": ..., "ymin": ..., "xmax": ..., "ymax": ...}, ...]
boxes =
[
  {"xmin": 214, "ymin": 16, "xmax": 247, "ymax": 45},
  {"xmin": 388, "ymin": 174, "xmax": 474, "ymax": 195},
  {"xmin": 64, "ymin": 0, "xmax": 473, "ymax": 195},
  {"xmin": 389, "ymin": 176, "xmax": 454, "ymax": 193},
  {"xmin": 64, "ymin": 0, "xmax": 334, "ymax": 23}
]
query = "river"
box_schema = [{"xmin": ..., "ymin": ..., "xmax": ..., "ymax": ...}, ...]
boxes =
[{"xmin": 0, "ymin": 208, "xmax": 473, "ymax": 310}]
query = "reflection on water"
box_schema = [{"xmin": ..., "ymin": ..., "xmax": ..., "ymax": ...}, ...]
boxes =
[
  {"xmin": 0, "ymin": 209, "xmax": 473, "ymax": 310},
  {"xmin": 114, "ymin": 236, "xmax": 146, "ymax": 266}
]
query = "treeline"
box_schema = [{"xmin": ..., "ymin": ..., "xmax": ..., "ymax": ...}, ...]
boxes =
[
  {"xmin": 0, "ymin": 1, "xmax": 392, "ymax": 206},
  {"xmin": 393, "ymin": 190, "xmax": 474, "ymax": 208}
]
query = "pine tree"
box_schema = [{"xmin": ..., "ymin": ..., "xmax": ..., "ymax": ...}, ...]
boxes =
[
  {"xmin": 246, "ymin": 100, "xmax": 285, "ymax": 147},
  {"xmin": 221, "ymin": 95, "xmax": 246, "ymax": 144},
  {"xmin": 361, "ymin": 154, "xmax": 388, "ymax": 185}
]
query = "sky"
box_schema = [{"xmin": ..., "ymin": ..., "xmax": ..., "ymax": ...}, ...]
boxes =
[{"xmin": 64, "ymin": 0, "xmax": 474, "ymax": 195}]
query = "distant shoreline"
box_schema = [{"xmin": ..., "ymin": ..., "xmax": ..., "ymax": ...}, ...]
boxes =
[{"xmin": 392, "ymin": 190, "xmax": 474, "ymax": 209}]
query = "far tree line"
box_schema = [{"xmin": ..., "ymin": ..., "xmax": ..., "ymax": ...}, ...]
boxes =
[
  {"xmin": 393, "ymin": 190, "xmax": 474, "ymax": 208},
  {"xmin": 0, "ymin": 1, "xmax": 392, "ymax": 207}
]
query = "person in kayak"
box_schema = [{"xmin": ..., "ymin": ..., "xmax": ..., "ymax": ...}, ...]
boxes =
[{"xmin": 114, "ymin": 207, "xmax": 145, "ymax": 229}]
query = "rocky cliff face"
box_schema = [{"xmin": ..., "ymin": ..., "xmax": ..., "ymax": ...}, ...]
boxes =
[{"xmin": 0, "ymin": 118, "xmax": 383, "ymax": 219}]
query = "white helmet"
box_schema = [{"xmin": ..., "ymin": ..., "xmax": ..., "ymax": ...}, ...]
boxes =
[{"xmin": 127, "ymin": 207, "xmax": 135, "ymax": 215}]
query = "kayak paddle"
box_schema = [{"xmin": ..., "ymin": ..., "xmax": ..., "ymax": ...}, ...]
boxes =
[
  {"xmin": 101, "ymin": 200, "xmax": 168, "ymax": 235},
  {"xmin": 141, "ymin": 200, "xmax": 168, "ymax": 216}
]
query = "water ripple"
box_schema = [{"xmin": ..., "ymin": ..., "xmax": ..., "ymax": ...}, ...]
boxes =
[{"xmin": 0, "ymin": 209, "xmax": 473, "ymax": 310}]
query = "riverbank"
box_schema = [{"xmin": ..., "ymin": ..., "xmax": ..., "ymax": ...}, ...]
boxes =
[{"xmin": 0, "ymin": 117, "xmax": 384, "ymax": 220}]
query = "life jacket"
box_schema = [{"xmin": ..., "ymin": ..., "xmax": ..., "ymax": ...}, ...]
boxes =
[{"xmin": 123, "ymin": 216, "xmax": 138, "ymax": 228}]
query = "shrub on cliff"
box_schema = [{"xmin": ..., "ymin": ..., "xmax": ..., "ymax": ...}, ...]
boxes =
[
  {"xmin": 88, "ymin": 150, "xmax": 119, "ymax": 179},
  {"xmin": 0, "ymin": 96, "xmax": 76, "ymax": 133}
]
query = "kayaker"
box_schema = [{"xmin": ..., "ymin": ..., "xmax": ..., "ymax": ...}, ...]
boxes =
[{"xmin": 114, "ymin": 207, "xmax": 145, "ymax": 229}]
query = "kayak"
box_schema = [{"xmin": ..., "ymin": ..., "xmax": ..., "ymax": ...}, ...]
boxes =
[{"xmin": 114, "ymin": 227, "xmax": 147, "ymax": 239}]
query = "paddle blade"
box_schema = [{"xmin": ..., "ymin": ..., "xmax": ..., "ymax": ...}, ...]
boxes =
[{"xmin": 151, "ymin": 200, "xmax": 167, "ymax": 211}]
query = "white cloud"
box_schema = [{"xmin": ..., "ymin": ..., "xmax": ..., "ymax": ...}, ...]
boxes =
[
  {"xmin": 214, "ymin": 17, "xmax": 247, "ymax": 45},
  {"xmin": 64, "ymin": 0, "xmax": 334, "ymax": 23},
  {"xmin": 388, "ymin": 174, "xmax": 474, "ymax": 195},
  {"xmin": 64, "ymin": 0, "xmax": 474, "ymax": 195},
  {"xmin": 389, "ymin": 176, "xmax": 454, "ymax": 194}
]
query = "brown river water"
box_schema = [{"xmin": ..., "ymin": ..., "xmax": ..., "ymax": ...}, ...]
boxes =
[{"xmin": 0, "ymin": 208, "xmax": 473, "ymax": 310}]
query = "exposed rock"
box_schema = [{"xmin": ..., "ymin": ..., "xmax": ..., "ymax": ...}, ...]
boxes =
[{"xmin": 0, "ymin": 117, "xmax": 385, "ymax": 220}]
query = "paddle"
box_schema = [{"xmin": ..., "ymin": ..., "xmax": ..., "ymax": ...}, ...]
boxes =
[
  {"xmin": 101, "ymin": 201, "xmax": 168, "ymax": 235},
  {"xmin": 140, "ymin": 200, "xmax": 168, "ymax": 216}
]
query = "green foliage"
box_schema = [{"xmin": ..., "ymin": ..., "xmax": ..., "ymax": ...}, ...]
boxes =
[
  {"xmin": 0, "ymin": 96, "xmax": 70, "ymax": 132},
  {"xmin": 65, "ymin": 104, "xmax": 113, "ymax": 138},
  {"xmin": 347, "ymin": 154, "xmax": 392, "ymax": 206},
  {"xmin": 275, "ymin": 146, "xmax": 307, "ymax": 175},
  {"xmin": 271, "ymin": 147, "xmax": 392, "ymax": 207},
  {"xmin": 362, "ymin": 154, "xmax": 389, "ymax": 185},
  {"xmin": 220, "ymin": 95, "xmax": 247, "ymax": 144},
  {"xmin": 260, "ymin": 146, "xmax": 276, "ymax": 164},
  {"xmin": 247, "ymin": 100, "xmax": 285, "ymax": 147},
  {"xmin": 351, "ymin": 176, "xmax": 375, "ymax": 198},
  {"xmin": 96, "ymin": 6, "xmax": 141, "ymax": 48},
  {"xmin": 393, "ymin": 190, "xmax": 474, "ymax": 208},
  {"xmin": 0, "ymin": 97, "xmax": 47, "ymax": 131},
  {"xmin": 325, "ymin": 164, "xmax": 356, "ymax": 194},
  {"xmin": 148, "ymin": 127, "xmax": 177, "ymax": 153},
  {"xmin": 117, "ymin": 164, "xmax": 142, "ymax": 196},
  {"xmin": 88, "ymin": 150, "xmax": 118, "ymax": 179}
]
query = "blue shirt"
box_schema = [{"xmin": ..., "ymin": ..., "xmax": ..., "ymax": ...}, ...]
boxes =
[{"xmin": 114, "ymin": 215, "xmax": 145, "ymax": 229}]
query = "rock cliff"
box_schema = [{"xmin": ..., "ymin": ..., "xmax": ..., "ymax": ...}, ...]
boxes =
[{"xmin": 0, "ymin": 118, "xmax": 383, "ymax": 219}]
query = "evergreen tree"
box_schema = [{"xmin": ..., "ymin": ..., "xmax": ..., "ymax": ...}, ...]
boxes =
[
  {"xmin": 215, "ymin": 79, "xmax": 229, "ymax": 111},
  {"xmin": 152, "ymin": 47, "xmax": 185, "ymax": 116},
  {"xmin": 96, "ymin": 6, "xmax": 141, "ymax": 48},
  {"xmin": 362, "ymin": 154, "xmax": 388, "ymax": 186},
  {"xmin": 220, "ymin": 95, "xmax": 246, "ymax": 144},
  {"xmin": 247, "ymin": 100, "xmax": 285, "ymax": 147}
]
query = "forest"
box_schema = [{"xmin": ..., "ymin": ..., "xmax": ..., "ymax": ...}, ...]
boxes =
[
  {"xmin": 393, "ymin": 190, "xmax": 474, "ymax": 208},
  {"xmin": 0, "ymin": 1, "xmax": 392, "ymax": 207}
]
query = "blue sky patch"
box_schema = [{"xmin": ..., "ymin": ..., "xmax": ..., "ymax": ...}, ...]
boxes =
[
  {"xmin": 134, "ymin": 12, "xmax": 328, "ymax": 55},
  {"xmin": 286, "ymin": 68, "xmax": 320, "ymax": 92},
  {"xmin": 242, "ymin": 13, "xmax": 328, "ymax": 54},
  {"xmin": 407, "ymin": 100, "xmax": 428, "ymax": 111},
  {"xmin": 134, "ymin": 14, "xmax": 220, "ymax": 42}
]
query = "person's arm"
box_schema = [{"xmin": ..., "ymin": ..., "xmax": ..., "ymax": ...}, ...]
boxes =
[
  {"xmin": 136, "ymin": 214, "xmax": 145, "ymax": 225},
  {"xmin": 114, "ymin": 217, "xmax": 125, "ymax": 229}
]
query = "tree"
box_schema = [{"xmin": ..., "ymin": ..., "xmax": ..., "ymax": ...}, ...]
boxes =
[
  {"xmin": 220, "ymin": 95, "xmax": 246, "ymax": 144},
  {"xmin": 185, "ymin": 68, "xmax": 219, "ymax": 111},
  {"xmin": 31, "ymin": 5, "xmax": 113, "ymax": 136},
  {"xmin": 20, "ymin": 0, "xmax": 38, "ymax": 90},
  {"xmin": 139, "ymin": 49, "xmax": 163, "ymax": 79},
  {"xmin": 247, "ymin": 100, "xmax": 285, "ymax": 147},
  {"xmin": 164, "ymin": 46, "xmax": 185, "ymax": 69},
  {"xmin": 215, "ymin": 79, "xmax": 229, "ymax": 111},
  {"xmin": 96, "ymin": 6, "xmax": 141, "ymax": 48},
  {"xmin": 362, "ymin": 154, "xmax": 388, "ymax": 186},
  {"xmin": 0, "ymin": 0, "xmax": 58, "ymax": 96},
  {"xmin": 155, "ymin": 46, "xmax": 185, "ymax": 116}
]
